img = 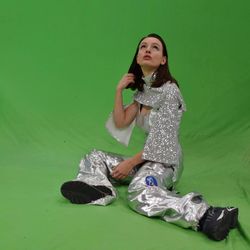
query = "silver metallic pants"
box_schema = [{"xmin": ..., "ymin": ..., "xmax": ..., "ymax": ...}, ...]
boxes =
[{"xmin": 75, "ymin": 149, "xmax": 209, "ymax": 230}]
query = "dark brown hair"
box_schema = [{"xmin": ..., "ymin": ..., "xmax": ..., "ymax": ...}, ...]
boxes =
[{"xmin": 127, "ymin": 33, "xmax": 178, "ymax": 91}]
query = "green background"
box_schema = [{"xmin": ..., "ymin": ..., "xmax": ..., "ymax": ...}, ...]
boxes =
[{"xmin": 1, "ymin": 0, "xmax": 250, "ymax": 249}]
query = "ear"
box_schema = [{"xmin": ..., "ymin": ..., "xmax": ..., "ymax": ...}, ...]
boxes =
[{"xmin": 161, "ymin": 56, "xmax": 167, "ymax": 65}]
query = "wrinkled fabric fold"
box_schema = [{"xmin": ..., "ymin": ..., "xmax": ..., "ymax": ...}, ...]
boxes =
[
  {"xmin": 74, "ymin": 150, "xmax": 208, "ymax": 229},
  {"xmin": 127, "ymin": 161, "xmax": 208, "ymax": 230},
  {"xmin": 105, "ymin": 108, "xmax": 136, "ymax": 146}
]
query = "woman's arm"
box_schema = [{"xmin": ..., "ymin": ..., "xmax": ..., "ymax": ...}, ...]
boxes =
[
  {"xmin": 111, "ymin": 151, "xmax": 145, "ymax": 179},
  {"xmin": 113, "ymin": 74, "xmax": 139, "ymax": 128},
  {"xmin": 111, "ymin": 74, "xmax": 143, "ymax": 179}
]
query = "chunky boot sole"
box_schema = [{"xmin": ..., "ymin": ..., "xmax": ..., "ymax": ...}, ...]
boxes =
[{"xmin": 61, "ymin": 181, "xmax": 113, "ymax": 204}]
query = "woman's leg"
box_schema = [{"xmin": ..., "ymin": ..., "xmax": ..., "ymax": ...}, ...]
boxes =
[
  {"xmin": 128, "ymin": 161, "xmax": 209, "ymax": 229},
  {"xmin": 127, "ymin": 161, "xmax": 238, "ymax": 240},
  {"xmin": 61, "ymin": 149, "xmax": 128, "ymax": 205}
]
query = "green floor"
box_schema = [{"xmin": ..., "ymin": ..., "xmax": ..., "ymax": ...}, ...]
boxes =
[
  {"xmin": 1, "ymin": 128, "xmax": 250, "ymax": 250},
  {"xmin": 1, "ymin": 0, "xmax": 250, "ymax": 249}
]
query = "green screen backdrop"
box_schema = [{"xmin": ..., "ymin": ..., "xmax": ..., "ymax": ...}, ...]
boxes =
[{"xmin": 1, "ymin": 0, "xmax": 250, "ymax": 249}]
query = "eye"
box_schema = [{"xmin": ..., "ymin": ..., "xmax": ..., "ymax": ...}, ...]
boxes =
[
  {"xmin": 153, "ymin": 45, "xmax": 159, "ymax": 50},
  {"xmin": 140, "ymin": 44, "xmax": 146, "ymax": 49}
]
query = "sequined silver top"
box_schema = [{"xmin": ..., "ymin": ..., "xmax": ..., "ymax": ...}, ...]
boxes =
[
  {"xmin": 105, "ymin": 74, "xmax": 186, "ymax": 182},
  {"xmin": 134, "ymin": 75, "xmax": 186, "ymax": 181}
]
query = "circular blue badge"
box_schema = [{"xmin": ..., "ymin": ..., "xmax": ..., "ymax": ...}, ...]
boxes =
[{"xmin": 145, "ymin": 176, "xmax": 158, "ymax": 186}]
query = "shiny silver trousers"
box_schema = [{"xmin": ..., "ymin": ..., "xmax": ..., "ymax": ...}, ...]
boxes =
[{"xmin": 75, "ymin": 149, "xmax": 209, "ymax": 230}]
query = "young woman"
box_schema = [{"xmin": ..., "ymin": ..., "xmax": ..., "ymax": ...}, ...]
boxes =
[{"xmin": 60, "ymin": 34, "xmax": 238, "ymax": 241}]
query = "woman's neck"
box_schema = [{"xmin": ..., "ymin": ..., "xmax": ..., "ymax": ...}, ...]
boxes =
[{"xmin": 141, "ymin": 67, "xmax": 156, "ymax": 77}]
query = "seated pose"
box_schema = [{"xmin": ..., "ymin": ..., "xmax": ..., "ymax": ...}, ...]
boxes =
[{"xmin": 60, "ymin": 33, "xmax": 238, "ymax": 241}]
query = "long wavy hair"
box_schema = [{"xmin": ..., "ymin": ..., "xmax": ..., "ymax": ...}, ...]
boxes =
[{"xmin": 127, "ymin": 33, "xmax": 178, "ymax": 91}]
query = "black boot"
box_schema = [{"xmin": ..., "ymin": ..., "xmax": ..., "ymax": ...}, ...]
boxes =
[
  {"xmin": 199, "ymin": 206, "xmax": 239, "ymax": 241},
  {"xmin": 61, "ymin": 181, "xmax": 113, "ymax": 204}
]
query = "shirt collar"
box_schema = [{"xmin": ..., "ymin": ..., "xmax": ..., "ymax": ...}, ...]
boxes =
[{"xmin": 142, "ymin": 72, "xmax": 156, "ymax": 87}]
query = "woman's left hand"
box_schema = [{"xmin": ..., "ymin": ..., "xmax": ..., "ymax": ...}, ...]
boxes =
[{"xmin": 111, "ymin": 160, "xmax": 134, "ymax": 180}]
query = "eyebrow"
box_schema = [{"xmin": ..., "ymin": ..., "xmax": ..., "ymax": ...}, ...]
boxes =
[{"xmin": 140, "ymin": 42, "xmax": 161, "ymax": 47}]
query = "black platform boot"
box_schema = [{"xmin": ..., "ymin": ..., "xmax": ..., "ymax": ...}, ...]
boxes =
[
  {"xmin": 199, "ymin": 206, "xmax": 239, "ymax": 241},
  {"xmin": 61, "ymin": 181, "xmax": 113, "ymax": 204}
]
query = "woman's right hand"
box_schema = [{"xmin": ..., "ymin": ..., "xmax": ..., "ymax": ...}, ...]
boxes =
[{"xmin": 116, "ymin": 73, "xmax": 135, "ymax": 91}]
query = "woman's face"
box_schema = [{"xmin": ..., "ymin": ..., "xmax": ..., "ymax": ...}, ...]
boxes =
[{"xmin": 136, "ymin": 37, "xmax": 166, "ymax": 75}]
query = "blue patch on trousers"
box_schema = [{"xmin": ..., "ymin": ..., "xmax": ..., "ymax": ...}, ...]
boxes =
[{"xmin": 145, "ymin": 176, "xmax": 158, "ymax": 186}]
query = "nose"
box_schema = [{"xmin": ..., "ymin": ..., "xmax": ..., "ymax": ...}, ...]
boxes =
[{"xmin": 145, "ymin": 47, "xmax": 151, "ymax": 54}]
